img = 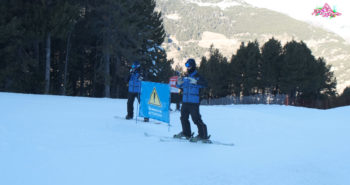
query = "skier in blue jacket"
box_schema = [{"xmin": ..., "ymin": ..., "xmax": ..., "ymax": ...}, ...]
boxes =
[
  {"xmin": 174, "ymin": 58, "xmax": 210, "ymax": 142},
  {"xmin": 125, "ymin": 61, "xmax": 149, "ymax": 122}
]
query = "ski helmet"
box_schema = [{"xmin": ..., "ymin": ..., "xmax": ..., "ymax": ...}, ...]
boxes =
[
  {"xmin": 132, "ymin": 61, "xmax": 140, "ymax": 69},
  {"xmin": 185, "ymin": 58, "xmax": 196, "ymax": 68}
]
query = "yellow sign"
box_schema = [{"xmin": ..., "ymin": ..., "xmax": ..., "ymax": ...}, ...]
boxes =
[{"xmin": 148, "ymin": 88, "xmax": 162, "ymax": 107}]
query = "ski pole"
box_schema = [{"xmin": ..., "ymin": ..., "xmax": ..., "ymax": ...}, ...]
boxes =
[{"xmin": 136, "ymin": 92, "xmax": 140, "ymax": 124}]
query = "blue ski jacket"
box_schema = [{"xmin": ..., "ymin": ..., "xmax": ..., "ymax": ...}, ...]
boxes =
[
  {"xmin": 176, "ymin": 70, "xmax": 207, "ymax": 104},
  {"xmin": 128, "ymin": 71, "xmax": 142, "ymax": 93}
]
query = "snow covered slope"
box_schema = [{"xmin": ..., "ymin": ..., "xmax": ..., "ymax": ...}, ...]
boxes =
[{"xmin": 1, "ymin": 92, "xmax": 349, "ymax": 185}]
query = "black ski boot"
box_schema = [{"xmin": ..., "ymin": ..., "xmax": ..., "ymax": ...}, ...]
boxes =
[
  {"xmin": 144, "ymin": 118, "xmax": 149, "ymax": 122},
  {"xmin": 189, "ymin": 135, "xmax": 212, "ymax": 143},
  {"xmin": 125, "ymin": 115, "xmax": 133, "ymax": 120},
  {"xmin": 173, "ymin": 132, "xmax": 192, "ymax": 140}
]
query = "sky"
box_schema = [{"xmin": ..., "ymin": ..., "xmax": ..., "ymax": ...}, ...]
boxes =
[{"xmin": 244, "ymin": 0, "xmax": 350, "ymax": 43}]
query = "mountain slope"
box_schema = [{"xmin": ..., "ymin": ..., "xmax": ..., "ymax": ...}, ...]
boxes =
[
  {"xmin": 157, "ymin": 0, "xmax": 350, "ymax": 93},
  {"xmin": 1, "ymin": 92, "xmax": 350, "ymax": 185}
]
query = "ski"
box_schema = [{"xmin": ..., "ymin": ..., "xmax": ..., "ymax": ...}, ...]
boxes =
[
  {"xmin": 144, "ymin": 132, "xmax": 234, "ymax": 147},
  {"xmin": 144, "ymin": 132, "xmax": 189, "ymax": 143}
]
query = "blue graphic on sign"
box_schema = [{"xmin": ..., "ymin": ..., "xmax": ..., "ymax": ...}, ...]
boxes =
[{"xmin": 139, "ymin": 81, "xmax": 170, "ymax": 124}]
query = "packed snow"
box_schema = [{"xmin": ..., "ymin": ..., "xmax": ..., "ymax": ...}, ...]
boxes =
[{"xmin": 1, "ymin": 92, "xmax": 349, "ymax": 185}]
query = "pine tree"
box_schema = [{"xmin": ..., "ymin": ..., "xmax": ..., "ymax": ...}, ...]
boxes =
[
  {"xmin": 201, "ymin": 45, "xmax": 229, "ymax": 98},
  {"xmin": 0, "ymin": 1, "xmax": 44, "ymax": 93},
  {"xmin": 83, "ymin": 0, "xmax": 169, "ymax": 97},
  {"xmin": 261, "ymin": 37, "xmax": 283, "ymax": 95},
  {"xmin": 134, "ymin": 0, "xmax": 170, "ymax": 83},
  {"xmin": 199, "ymin": 56, "xmax": 209, "ymax": 99},
  {"xmin": 91, "ymin": 0, "xmax": 123, "ymax": 97},
  {"xmin": 280, "ymin": 40, "xmax": 336, "ymax": 105},
  {"xmin": 1, "ymin": 0, "xmax": 170, "ymax": 97},
  {"xmin": 229, "ymin": 42, "xmax": 246, "ymax": 97},
  {"xmin": 340, "ymin": 87, "xmax": 350, "ymax": 106},
  {"xmin": 300, "ymin": 57, "xmax": 336, "ymax": 101},
  {"xmin": 243, "ymin": 40, "xmax": 261, "ymax": 96},
  {"xmin": 0, "ymin": 0, "xmax": 27, "ymax": 91},
  {"xmin": 279, "ymin": 40, "xmax": 305, "ymax": 103},
  {"xmin": 35, "ymin": 0, "xmax": 77, "ymax": 94},
  {"xmin": 229, "ymin": 41, "xmax": 261, "ymax": 96}
]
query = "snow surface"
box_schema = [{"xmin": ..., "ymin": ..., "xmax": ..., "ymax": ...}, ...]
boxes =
[{"xmin": 1, "ymin": 92, "xmax": 350, "ymax": 185}]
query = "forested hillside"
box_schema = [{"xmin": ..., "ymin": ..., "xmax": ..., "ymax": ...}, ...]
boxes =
[{"xmin": 0, "ymin": 0, "xmax": 173, "ymax": 98}]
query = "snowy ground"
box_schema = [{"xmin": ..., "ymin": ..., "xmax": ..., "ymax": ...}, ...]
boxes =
[{"xmin": 1, "ymin": 92, "xmax": 349, "ymax": 185}]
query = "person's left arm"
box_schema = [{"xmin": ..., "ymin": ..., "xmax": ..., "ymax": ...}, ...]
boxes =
[
  {"xmin": 196, "ymin": 75, "xmax": 207, "ymax": 88},
  {"xmin": 139, "ymin": 70, "xmax": 147, "ymax": 81},
  {"xmin": 189, "ymin": 74, "xmax": 207, "ymax": 88}
]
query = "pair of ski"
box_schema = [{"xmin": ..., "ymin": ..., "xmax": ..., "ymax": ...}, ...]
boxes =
[
  {"xmin": 144, "ymin": 132, "xmax": 234, "ymax": 147},
  {"xmin": 115, "ymin": 116, "xmax": 234, "ymax": 147}
]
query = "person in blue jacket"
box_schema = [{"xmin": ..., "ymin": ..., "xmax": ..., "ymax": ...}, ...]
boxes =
[
  {"xmin": 174, "ymin": 58, "xmax": 210, "ymax": 142},
  {"xmin": 125, "ymin": 61, "xmax": 149, "ymax": 122}
]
